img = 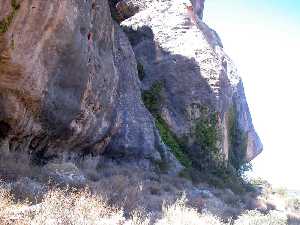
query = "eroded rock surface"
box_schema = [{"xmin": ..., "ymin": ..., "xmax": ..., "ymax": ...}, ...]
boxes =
[
  {"xmin": 0, "ymin": 0, "xmax": 262, "ymax": 170},
  {"xmin": 121, "ymin": 0, "xmax": 262, "ymax": 160},
  {"xmin": 0, "ymin": 0, "xmax": 165, "ymax": 162}
]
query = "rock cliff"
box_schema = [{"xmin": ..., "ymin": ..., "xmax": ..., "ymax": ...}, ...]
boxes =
[
  {"xmin": 121, "ymin": 0, "xmax": 262, "ymax": 163},
  {"xmin": 0, "ymin": 0, "xmax": 262, "ymax": 170}
]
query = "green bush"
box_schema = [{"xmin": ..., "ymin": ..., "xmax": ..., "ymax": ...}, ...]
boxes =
[
  {"xmin": 186, "ymin": 112, "xmax": 223, "ymax": 173},
  {"xmin": 142, "ymin": 84, "xmax": 252, "ymax": 192},
  {"xmin": 228, "ymin": 106, "xmax": 251, "ymax": 175},
  {"xmin": 142, "ymin": 82, "xmax": 191, "ymax": 168},
  {"xmin": 142, "ymin": 81, "xmax": 163, "ymax": 117},
  {"xmin": 0, "ymin": 0, "xmax": 20, "ymax": 34},
  {"xmin": 180, "ymin": 111, "xmax": 249, "ymax": 192},
  {"xmin": 194, "ymin": 112, "xmax": 219, "ymax": 154},
  {"xmin": 155, "ymin": 116, "xmax": 191, "ymax": 168}
]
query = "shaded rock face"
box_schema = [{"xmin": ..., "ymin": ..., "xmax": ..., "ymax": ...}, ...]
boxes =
[
  {"xmin": 191, "ymin": 0, "xmax": 205, "ymax": 20},
  {"xmin": 0, "ymin": 0, "xmax": 163, "ymax": 161},
  {"xmin": 0, "ymin": 0, "xmax": 262, "ymax": 168},
  {"xmin": 121, "ymin": 0, "xmax": 262, "ymax": 160}
]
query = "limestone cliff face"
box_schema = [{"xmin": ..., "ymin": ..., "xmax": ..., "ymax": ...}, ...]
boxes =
[
  {"xmin": 121, "ymin": 0, "xmax": 262, "ymax": 161},
  {"xmin": 0, "ymin": 0, "xmax": 262, "ymax": 167}
]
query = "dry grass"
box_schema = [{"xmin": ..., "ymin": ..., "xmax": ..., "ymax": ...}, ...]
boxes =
[
  {"xmin": 234, "ymin": 210, "xmax": 288, "ymax": 225},
  {"xmin": 0, "ymin": 186, "xmax": 13, "ymax": 221},
  {"xmin": 30, "ymin": 189, "xmax": 126, "ymax": 225},
  {"xmin": 0, "ymin": 186, "xmax": 127, "ymax": 225},
  {"xmin": 0, "ymin": 183, "xmax": 30, "ymax": 225},
  {"xmin": 156, "ymin": 196, "xmax": 226, "ymax": 225},
  {"xmin": 0, "ymin": 182, "xmax": 294, "ymax": 225},
  {"xmin": 0, "ymin": 185, "xmax": 225, "ymax": 225},
  {"xmin": 0, "ymin": 154, "xmax": 296, "ymax": 225}
]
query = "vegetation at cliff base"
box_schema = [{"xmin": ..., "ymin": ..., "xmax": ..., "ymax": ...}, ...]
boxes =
[
  {"xmin": 142, "ymin": 83, "xmax": 253, "ymax": 192},
  {"xmin": 0, "ymin": 179, "xmax": 294, "ymax": 225}
]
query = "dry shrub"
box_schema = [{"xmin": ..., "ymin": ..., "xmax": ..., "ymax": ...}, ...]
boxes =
[
  {"xmin": 0, "ymin": 155, "xmax": 293, "ymax": 225},
  {"xmin": 0, "ymin": 183, "xmax": 140, "ymax": 225},
  {"xmin": 155, "ymin": 196, "xmax": 225, "ymax": 225},
  {"xmin": 0, "ymin": 184, "xmax": 151, "ymax": 225},
  {"xmin": 91, "ymin": 173, "xmax": 143, "ymax": 213},
  {"xmin": 0, "ymin": 184, "xmax": 30, "ymax": 225},
  {"xmin": 234, "ymin": 210, "xmax": 288, "ymax": 225},
  {"xmin": 287, "ymin": 197, "xmax": 300, "ymax": 212},
  {"xmin": 0, "ymin": 181, "xmax": 294, "ymax": 225},
  {"xmin": 0, "ymin": 186, "xmax": 13, "ymax": 220},
  {"xmin": 127, "ymin": 210, "xmax": 150, "ymax": 225},
  {"xmin": 87, "ymin": 160, "xmax": 180, "ymax": 215},
  {"xmin": 29, "ymin": 188, "xmax": 125, "ymax": 225}
]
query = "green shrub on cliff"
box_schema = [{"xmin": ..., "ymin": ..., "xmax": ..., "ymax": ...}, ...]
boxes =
[
  {"xmin": 142, "ymin": 82, "xmax": 191, "ymax": 168},
  {"xmin": 185, "ymin": 112, "xmax": 223, "ymax": 174},
  {"xmin": 194, "ymin": 112, "xmax": 219, "ymax": 154},
  {"xmin": 142, "ymin": 81, "xmax": 163, "ymax": 117},
  {"xmin": 0, "ymin": 0, "xmax": 20, "ymax": 34},
  {"xmin": 155, "ymin": 116, "xmax": 191, "ymax": 168},
  {"xmin": 228, "ymin": 106, "xmax": 250, "ymax": 175},
  {"xmin": 142, "ymin": 83, "xmax": 251, "ymax": 191}
]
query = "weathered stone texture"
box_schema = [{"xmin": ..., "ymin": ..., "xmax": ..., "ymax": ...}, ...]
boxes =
[
  {"xmin": 0, "ymin": 0, "xmax": 163, "ymax": 161},
  {"xmin": 0, "ymin": 0, "xmax": 262, "ymax": 167},
  {"xmin": 121, "ymin": 0, "xmax": 262, "ymax": 160}
]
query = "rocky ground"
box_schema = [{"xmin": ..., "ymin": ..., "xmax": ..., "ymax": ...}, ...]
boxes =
[{"xmin": 0, "ymin": 151, "xmax": 299, "ymax": 225}]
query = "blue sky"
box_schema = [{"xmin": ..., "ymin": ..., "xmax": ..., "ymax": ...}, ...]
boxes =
[{"xmin": 204, "ymin": 1, "xmax": 300, "ymax": 189}]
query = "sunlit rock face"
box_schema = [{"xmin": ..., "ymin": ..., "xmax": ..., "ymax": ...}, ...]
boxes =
[
  {"xmin": 121, "ymin": 0, "xmax": 262, "ymax": 161},
  {"xmin": 191, "ymin": 0, "xmax": 205, "ymax": 19}
]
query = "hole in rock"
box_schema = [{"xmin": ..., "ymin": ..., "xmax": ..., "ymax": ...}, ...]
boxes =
[
  {"xmin": 88, "ymin": 32, "xmax": 92, "ymax": 41},
  {"xmin": 0, "ymin": 121, "xmax": 11, "ymax": 139}
]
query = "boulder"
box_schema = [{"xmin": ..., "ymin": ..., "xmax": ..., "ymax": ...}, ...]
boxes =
[{"xmin": 43, "ymin": 162, "xmax": 86, "ymax": 185}]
